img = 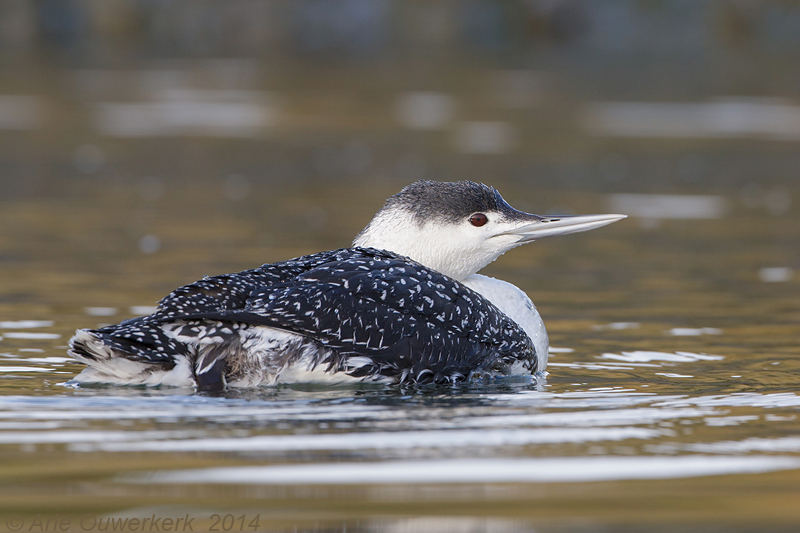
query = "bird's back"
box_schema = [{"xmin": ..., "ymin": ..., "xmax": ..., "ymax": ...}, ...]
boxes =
[{"xmin": 69, "ymin": 248, "xmax": 537, "ymax": 390}]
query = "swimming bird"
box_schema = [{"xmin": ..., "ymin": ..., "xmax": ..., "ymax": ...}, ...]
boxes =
[{"xmin": 69, "ymin": 180, "xmax": 625, "ymax": 391}]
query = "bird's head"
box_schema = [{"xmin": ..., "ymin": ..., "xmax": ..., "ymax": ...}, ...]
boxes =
[{"xmin": 353, "ymin": 180, "xmax": 626, "ymax": 281}]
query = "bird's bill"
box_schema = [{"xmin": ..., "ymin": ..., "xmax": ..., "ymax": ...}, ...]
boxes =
[{"xmin": 504, "ymin": 213, "xmax": 627, "ymax": 243}]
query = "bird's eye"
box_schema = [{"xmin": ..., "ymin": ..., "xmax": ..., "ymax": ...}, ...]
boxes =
[{"xmin": 469, "ymin": 213, "xmax": 488, "ymax": 227}]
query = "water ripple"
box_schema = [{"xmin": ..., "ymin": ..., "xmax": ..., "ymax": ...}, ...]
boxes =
[
  {"xmin": 70, "ymin": 426, "xmax": 660, "ymax": 453},
  {"xmin": 128, "ymin": 455, "xmax": 800, "ymax": 485}
]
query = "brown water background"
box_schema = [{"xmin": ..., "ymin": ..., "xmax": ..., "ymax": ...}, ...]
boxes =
[{"xmin": 1, "ymin": 2, "xmax": 800, "ymax": 532}]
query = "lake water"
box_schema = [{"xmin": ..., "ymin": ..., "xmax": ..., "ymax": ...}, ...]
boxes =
[{"xmin": 1, "ymin": 180, "xmax": 798, "ymax": 532}]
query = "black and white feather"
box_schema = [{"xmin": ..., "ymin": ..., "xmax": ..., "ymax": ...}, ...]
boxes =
[{"xmin": 69, "ymin": 248, "xmax": 536, "ymax": 390}]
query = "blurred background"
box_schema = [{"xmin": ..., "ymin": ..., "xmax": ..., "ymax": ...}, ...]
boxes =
[
  {"xmin": 3, "ymin": 0, "xmax": 799, "ymax": 197},
  {"xmin": 2, "ymin": 2, "xmax": 800, "ymax": 531},
  {"xmin": 1, "ymin": 0, "xmax": 798, "ymax": 295}
]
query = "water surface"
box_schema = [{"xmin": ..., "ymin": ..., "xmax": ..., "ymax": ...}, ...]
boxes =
[{"xmin": 1, "ymin": 183, "xmax": 799, "ymax": 532}]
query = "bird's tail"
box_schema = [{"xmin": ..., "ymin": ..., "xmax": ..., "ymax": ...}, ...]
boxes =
[{"xmin": 68, "ymin": 328, "xmax": 193, "ymax": 387}]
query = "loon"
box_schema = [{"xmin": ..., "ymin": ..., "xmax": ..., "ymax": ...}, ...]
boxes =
[{"xmin": 69, "ymin": 180, "xmax": 625, "ymax": 391}]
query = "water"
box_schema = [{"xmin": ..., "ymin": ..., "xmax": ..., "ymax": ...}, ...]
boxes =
[{"xmin": 1, "ymin": 181, "xmax": 799, "ymax": 532}]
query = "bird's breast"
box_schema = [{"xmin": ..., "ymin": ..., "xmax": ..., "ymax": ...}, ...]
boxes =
[{"xmin": 461, "ymin": 274, "xmax": 549, "ymax": 370}]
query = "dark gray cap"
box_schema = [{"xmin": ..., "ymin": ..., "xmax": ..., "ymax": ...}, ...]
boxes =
[{"xmin": 379, "ymin": 180, "xmax": 533, "ymax": 225}]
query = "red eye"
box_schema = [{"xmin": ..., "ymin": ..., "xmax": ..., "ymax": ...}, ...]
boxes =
[{"xmin": 469, "ymin": 213, "xmax": 488, "ymax": 227}]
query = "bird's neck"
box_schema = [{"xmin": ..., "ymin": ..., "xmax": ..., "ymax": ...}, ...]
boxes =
[{"xmin": 353, "ymin": 213, "xmax": 499, "ymax": 281}]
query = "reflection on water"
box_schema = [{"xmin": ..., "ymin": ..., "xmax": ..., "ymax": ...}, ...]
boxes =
[
  {"xmin": 583, "ymin": 100, "xmax": 800, "ymax": 140},
  {"xmin": 606, "ymin": 194, "xmax": 728, "ymax": 220},
  {"xmin": 133, "ymin": 456, "xmax": 800, "ymax": 485},
  {"xmin": 93, "ymin": 90, "xmax": 277, "ymax": 138},
  {"xmin": 759, "ymin": 267, "xmax": 794, "ymax": 283}
]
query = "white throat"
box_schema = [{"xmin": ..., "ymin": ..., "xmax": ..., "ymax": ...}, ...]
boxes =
[{"xmin": 353, "ymin": 210, "xmax": 515, "ymax": 281}]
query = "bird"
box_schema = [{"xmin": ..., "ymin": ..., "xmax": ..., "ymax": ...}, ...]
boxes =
[{"xmin": 68, "ymin": 180, "xmax": 625, "ymax": 391}]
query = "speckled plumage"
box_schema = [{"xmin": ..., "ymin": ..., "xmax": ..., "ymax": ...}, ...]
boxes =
[
  {"xmin": 70, "ymin": 247, "xmax": 536, "ymax": 390},
  {"xmin": 69, "ymin": 180, "xmax": 625, "ymax": 390}
]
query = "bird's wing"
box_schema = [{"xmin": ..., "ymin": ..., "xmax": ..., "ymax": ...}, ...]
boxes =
[
  {"xmin": 154, "ymin": 248, "xmax": 357, "ymax": 318},
  {"xmin": 87, "ymin": 248, "xmax": 535, "ymax": 382},
  {"xmin": 87, "ymin": 249, "xmax": 357, "ymax": 366},
  {"xmin": 186, "ymin": 249, "xmax": 536, "ymax": 383}
]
